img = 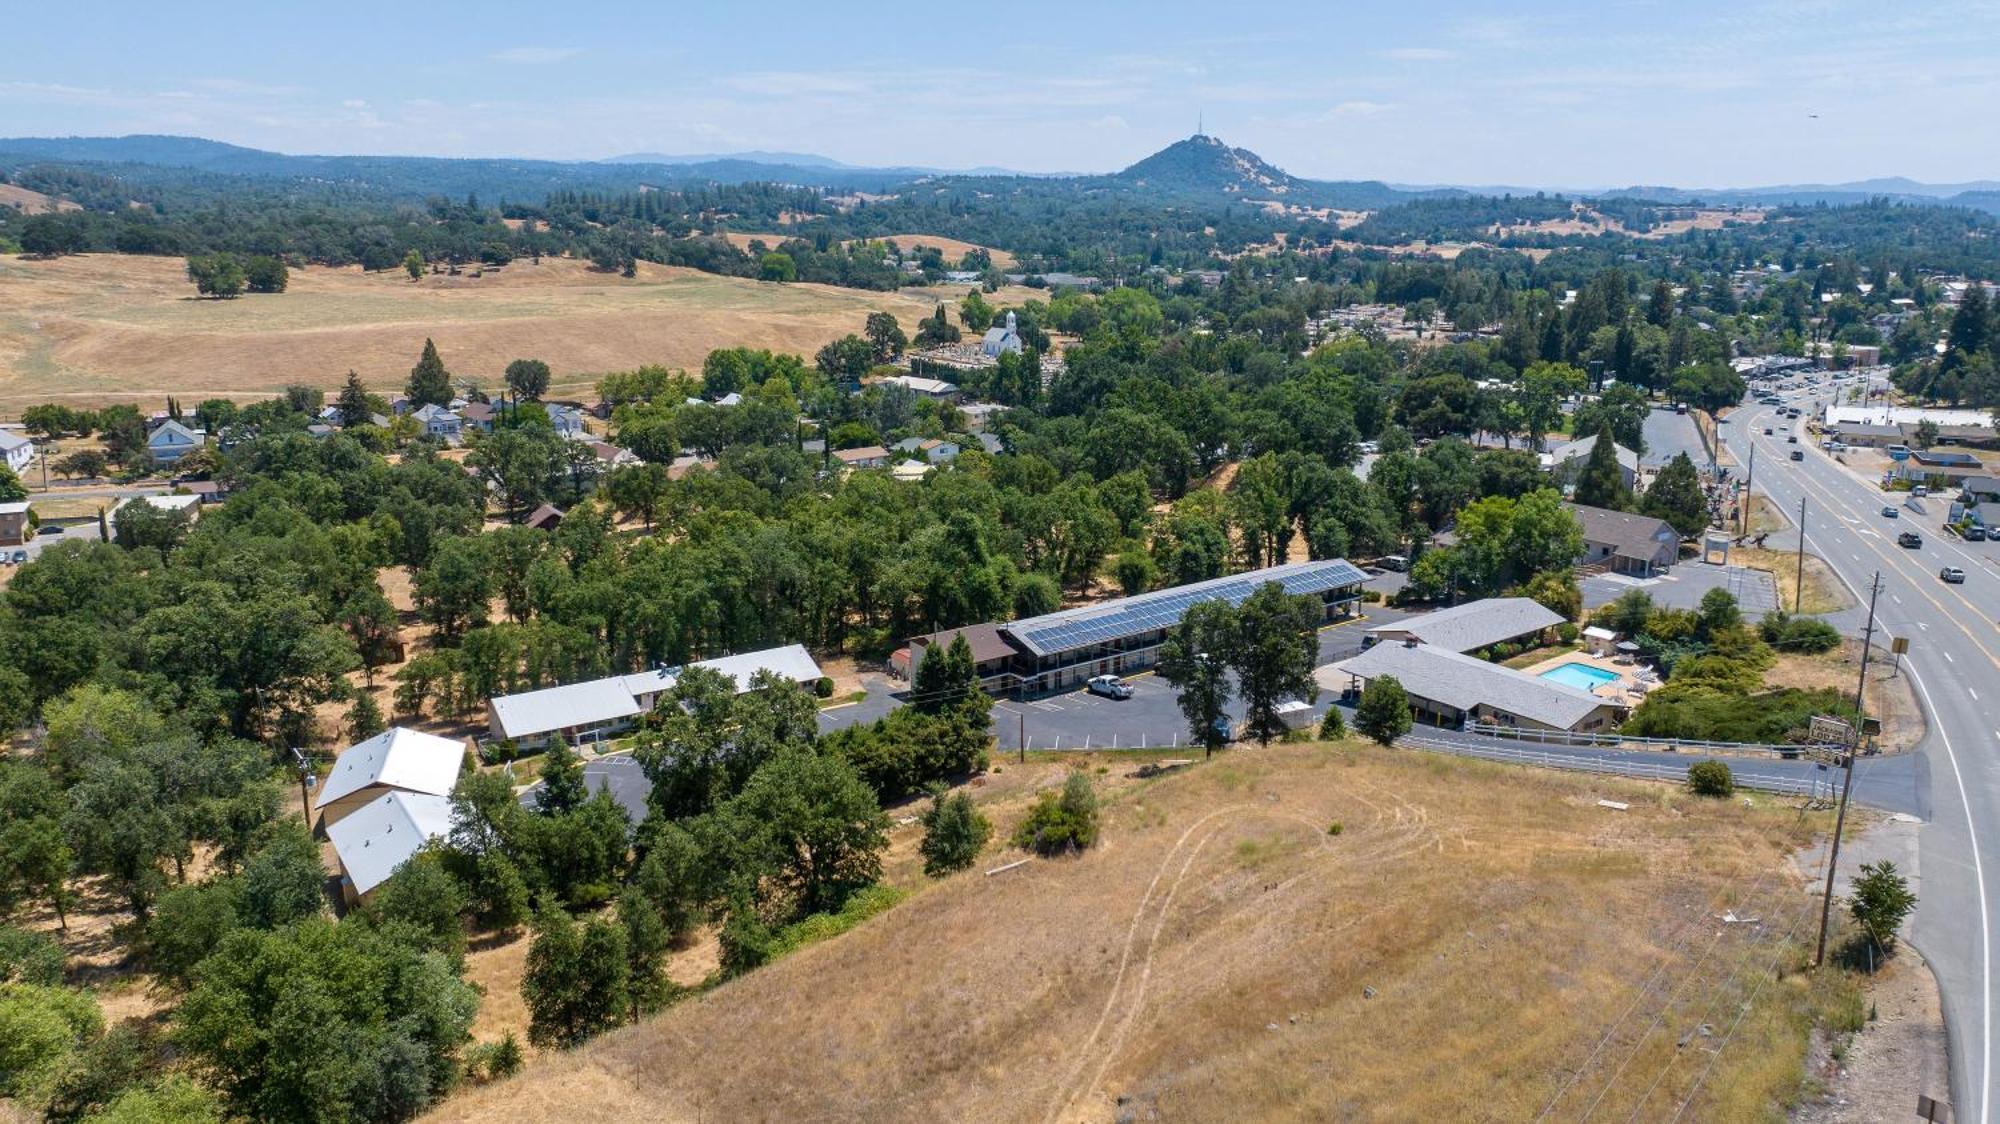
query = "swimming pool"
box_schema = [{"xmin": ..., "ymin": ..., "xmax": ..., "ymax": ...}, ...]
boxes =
[{"xmin": 1538, "ymin": 662, "xmax": 1621, "ymax": 692}]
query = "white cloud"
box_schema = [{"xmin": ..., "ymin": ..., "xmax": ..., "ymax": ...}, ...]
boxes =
[
  {"xmin": 342, "ymin": 98, "xmax": 368, "ymax": 109},
  {"xmin": 489, "ymin": 46, "xmax": 583, "ymax": 64},
  {"xmin": 1089, "ymin": 114, "xmax": 1129, "ymax": 129},
  {"xmin": 1324, "ymin": 100, "xmax": 1392, "ymax": 118},
  {"xmin": 1381, "ymin": 47, "xmax": 1456, "ymax": 61}
]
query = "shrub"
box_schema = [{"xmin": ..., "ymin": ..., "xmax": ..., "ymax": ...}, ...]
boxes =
[
  {"xmin": 814, "ymin": 676, "xmax": 835, "ymax": 699},
  {"xmin": 918, "ymin": 788, "xmax": 992, "ymax": 877},
  {"xmin": 1850, "ymin": 860, "xmax": 1917, "ymax": 957},
  {"xmin": 1012, "ymin": 771, "xmax": 1100, "ymax": 855},
  {"xmin": 1327, "ymin": 822, "xmax": 1344, "ymax": 836},
  {"xmin": 1557, "ymin": 622, "xmax": 1581, "ymax": 644},
  {"xmin": 1759, "ymin": 610, "xmax": 1842, "ymax": 655},
  {"xmin": 0, "ymin": 926, "xmax": 64, "ymax": 986},
  {"xmin": 1318, "ymin": 707, "xmax": 1346, "ymax": 739},
  {"xmin": 1687, "ymin": 760, "xmax": 1736, "ymax": 797},
  {"xmin": 718, "ymin": 902, "xmax": 775, "ymax": 978}
]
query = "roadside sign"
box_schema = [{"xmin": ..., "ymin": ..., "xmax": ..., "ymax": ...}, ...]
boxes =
[
  {"xmin": 1808, "ymin": 714, "xmax": 1856, "ymax": 747},
  {"xmin": 1892, "ymin": 637, "xmax": 1910, "ymax": 655}
]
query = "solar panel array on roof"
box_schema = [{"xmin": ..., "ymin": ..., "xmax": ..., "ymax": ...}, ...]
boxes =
[{"xmin": 1004, "ymin": 559, "xmax": 1365, "ymax": 658}]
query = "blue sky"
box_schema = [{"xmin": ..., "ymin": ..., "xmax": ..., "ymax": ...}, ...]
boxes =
[{"xmin": 5, "ymin": 0, "xmax": 1998, "ymax": 187}]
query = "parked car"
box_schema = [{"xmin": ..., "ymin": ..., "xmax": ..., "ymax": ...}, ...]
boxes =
[
  {"xmin": 1882, "ymin": 505, "xmax": 1899, "ymax": 518},
  {"xmin": 1941, "ymin": 566, "xmax": 1967, "ymax": 584},
  {"xmin": 1899, "ymin": 531, "xmax": 1924, "ymax": 548},
  {"xmin": 1379, "ymin": 554, "xmax": 1410, "ymax": 572},
  {"xmin": 1086, "ymin": 674, "xmax": 1133, "ymax": 700},
  {"xmin": 1967, "ymin": 526, "xmax": 1989, "ymax": 542},
  {"xmin": 7, "ymin": 550, "xmax": 22, "ymax": 564}
]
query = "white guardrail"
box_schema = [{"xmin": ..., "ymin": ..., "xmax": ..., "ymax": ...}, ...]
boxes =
[{"xmin": 1398, "ymin": 734, "xmax": 1829, "ymax": 797}]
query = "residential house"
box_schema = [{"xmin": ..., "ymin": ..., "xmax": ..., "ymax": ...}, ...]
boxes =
[
  {"xmin": 0, "ymin": 429, "xmax": 34, "ymax": 475},
  {"xmin": 411, "ymin": 403, "xmax": 464, "ymax": 439},
  {"xmin": 1568, "ymin": 502, "xmax": 1680, "ymax": 576},
  {"xmin": 327, "ymin": 790, "xmax": 456, "ymax": 905},
  {"xmin": 313, "ymin": 726, "xmax": 466, "ymax": 830},
  {"xmin": 833, "ymin": 445, "xmax": 892, "ymax": 471},
  {"xmin": 587, "ymin": 440, "xmax": 641, "ymax": 471},
  {"xmin": 458, "ymin": 401, "xmax": 496, "ymax": 432},
  {"xmin": 1363, "ymin": 597, "xmax": 1564, "ymax": 656},
  {"xmin": 0, "ymin": 501, "xmax": 29, "ymax": 546},
  {"xmin": 882, "ymin": 374, "xmax": 962, "ymax": 402},
  {"xmin": 894, "ymin": 436, "xmax": 960, "ymax": 464},
  {"xmin": 146, "ymin": 419, "xmax": 206, "ymax": 465},
  {"xmin": 524, "ymin": 504, "xmax": 564, "ymax": 531},
  {"xmin": 891, "ymin": 458, "xmax": 933, "ymax": 482},
  {"xmin": 1322, "ymin": 640, "xmax": 1623, "ymax": 733},
  {"xmin": 1543, "ymin": 433, "xmax": 1639, "ymax": 491},
  {"xmin": 548, "ymin": 404, "xmax": 587, "ymax": 437}
]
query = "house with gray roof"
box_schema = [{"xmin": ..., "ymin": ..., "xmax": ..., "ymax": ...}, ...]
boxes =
[
  {"xmin": 485, "ymin": 643, "xmax": 824, "ymax": 748},
  {"xmin": 1542, "ymin": 433, "xmax": 1639, "ymax": 491},
  {"xmin": 1830, "ymin": 421, "xmax": 1903, "ymax": 448},
  {"xmin": 1322, "ymin": 641, "xmax": 1623, "ymax": 733},
  {"xmin": 0, "ymin": 429, "xmax": 34, "ymax": 475},
  {"xmin": 146, "ymin": 419, "xmax": 206, "ymax": 465},
  {"xmin": 1961, "ymin": 475, "xmax": 2000, "ymax": 506},
  {"xmin": 1364, "ymin": 597, "xmax": 1564, "ymax": 655},
  {"xmin": 1567, "ymin": 502, "xmax": 1680, "ymax": 576}
]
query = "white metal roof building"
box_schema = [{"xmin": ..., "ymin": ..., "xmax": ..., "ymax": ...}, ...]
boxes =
[
  {"xmin": 485, "ymin": 643, "xmax": 825, "ymax": 747},
  {"xmin": 997, "ymin": 559, "xmax": 1367, "ymax": 694},
  {"xmin": 327, "ymin": 790, "xmax": 455, "ymax": 904},
  {"xmin": 1363, "ymin": 597, "xmax": 1564, "ymax": 655},
  {"xmin": 1323, "ymin": 641, "xmax": 1622, "ymax": 733},
  {"xmin": 315, "ymin": 726, "xmax": 467, "ymax": 828}
]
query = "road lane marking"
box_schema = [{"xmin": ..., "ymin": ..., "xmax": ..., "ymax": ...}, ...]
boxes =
[
  {"xmin": 1974, "ymin": 689, "xmax": 1981, "ymax": 701},
  {"xmin": 1945, "ymin": 651, "xmax": 1955, "ymax": 662},
  {"xmin": 1906, "ymin": 665, "xmax": 1993, "ymax": 1124}
]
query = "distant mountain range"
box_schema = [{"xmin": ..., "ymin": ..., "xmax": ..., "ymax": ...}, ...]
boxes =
[{"xmin": 1, "ymin": 132, "xmax": 1996, "ymax": 214}]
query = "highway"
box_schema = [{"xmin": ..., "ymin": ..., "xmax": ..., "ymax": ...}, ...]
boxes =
[{"xmin": 1725, "ymin": 387, "xmax": 1996, "ymax": 1124}]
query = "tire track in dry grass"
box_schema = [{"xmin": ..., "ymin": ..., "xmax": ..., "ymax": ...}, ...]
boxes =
[{"xmin": 1045, "ymin": 781, "xmax": 1445, "ymax": 1123}]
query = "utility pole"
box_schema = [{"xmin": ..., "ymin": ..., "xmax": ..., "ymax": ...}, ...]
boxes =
[
  {"xmin": 287, "ymin": 746, "xmax": 317, "ymax": 826},
  {"xmin": 1018, "ymin": 708, "xmax": 1026, "ymax": 765},
  {"xmin": 1795, "ymin": 494, "xmax": 1809, "ymax": 613},
  {"xmin": 1817, "ymin": 571, "xmax": 1881, "ymax": 967}
]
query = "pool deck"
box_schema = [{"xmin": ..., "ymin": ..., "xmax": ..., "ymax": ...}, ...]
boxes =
[{"xmin": 1518, "ymin": 649, "xmax": 1656, "ymax": 707}]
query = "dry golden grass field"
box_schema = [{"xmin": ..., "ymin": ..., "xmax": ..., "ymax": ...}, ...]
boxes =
[
  {"xmin": 0, "ymin": 253, "xmax": 953, "ymax": 409},
  {"xmin": 429, "ymin": 742, "xmax": 1852, "ymax": 1124}
]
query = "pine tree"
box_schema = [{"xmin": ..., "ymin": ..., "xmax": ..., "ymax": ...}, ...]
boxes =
[
  {"xmin": 1573, "ymin": 423, "xmax": 1631, "ymax": 510},
  {"xmin": 1642, "ymin": 452, "xmax": 1708, "ymax": 537},
  {"xmin": 345, "ymin": 692, "xmax": 385, "ymax": 742},
  {"xmin": 407, "ymin": 338, "xmax": 453, "ymax": 407},
  {"xmin": 335, "ymin": 370, "xmax": 373, "ymax": 428},
  {"xmin": 534, "ymin": 740, "xmax": 588, "ymax": 815}
]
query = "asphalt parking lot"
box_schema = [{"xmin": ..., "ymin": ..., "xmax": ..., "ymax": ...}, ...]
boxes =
[{"xmin": 1580, "ymin": 561, "xmax": 1778, "ymax": 614}]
